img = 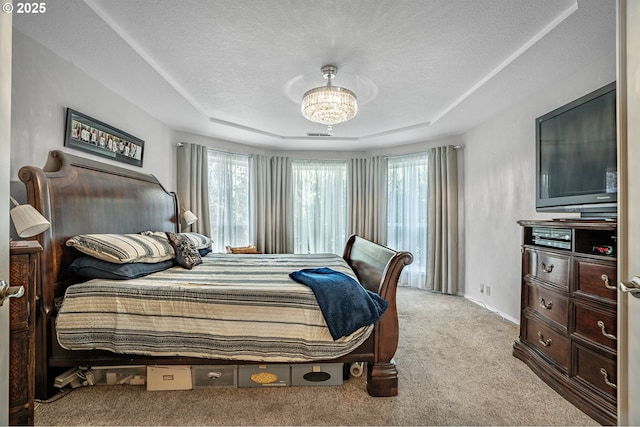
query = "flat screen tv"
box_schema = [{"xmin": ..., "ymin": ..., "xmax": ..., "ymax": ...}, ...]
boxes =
[{"xmin": 536, "ymin": 82, "xmax": 617, "ymax": 218}]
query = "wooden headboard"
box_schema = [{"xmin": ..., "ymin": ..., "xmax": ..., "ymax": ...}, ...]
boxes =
[{"xmin": 18, "ymin": 150, "xmax": 179, "ymax": 316}]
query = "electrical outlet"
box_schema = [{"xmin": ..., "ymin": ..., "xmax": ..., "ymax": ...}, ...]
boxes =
[
  {"xmin": 480, "ymin": 284, "xmax": 484, "ymax": 293},
  {"xmin": 486, "ymin": 285, "xmax": 491, "ymax": 296}
]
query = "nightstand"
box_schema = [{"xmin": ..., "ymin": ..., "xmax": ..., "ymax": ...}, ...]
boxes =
[{"xmin": 9, "ymin": 241, "xmax": 42, "ymax": 426}]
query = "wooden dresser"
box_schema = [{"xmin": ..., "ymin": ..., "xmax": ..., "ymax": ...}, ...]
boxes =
[
  {"xmin": 9, "ymin": 241, "xmax": 41, "ymax": 426},
  {"xmin": 513, "ymin": 220, "xmax": 617, "ymax": 426}
]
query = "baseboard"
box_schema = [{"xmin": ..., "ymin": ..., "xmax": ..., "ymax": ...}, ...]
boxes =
[{"xmin": 464, "ymin": 296, "xmax": 519, "ymax": 325}]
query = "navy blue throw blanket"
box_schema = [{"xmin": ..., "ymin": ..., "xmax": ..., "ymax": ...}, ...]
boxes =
[{"xmin": 289, "ymin": 267, "xmax": 388, "ymax": 340}]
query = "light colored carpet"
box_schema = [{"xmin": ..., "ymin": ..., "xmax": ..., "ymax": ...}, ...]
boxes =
[{"xmin": 34, "ymin": 287, "xmax": 599, "ymax": 426}]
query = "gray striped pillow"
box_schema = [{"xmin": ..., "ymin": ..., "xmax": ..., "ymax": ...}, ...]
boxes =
[
  {"xmin": 141, "ymin": 231, "xmax": 212, "ymax": 250},
  {"xmin": 66, "ymin": 234, "xmax": 175, "ymax": 264},
  {"xmin": 180, "ymin": 232, "xmax": 212, "ymax": 250}
]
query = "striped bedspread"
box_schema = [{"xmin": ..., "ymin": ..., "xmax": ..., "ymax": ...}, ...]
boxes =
[{"xmin": 56, "ymin": 253, "xmax": 374, "ymax": 362}]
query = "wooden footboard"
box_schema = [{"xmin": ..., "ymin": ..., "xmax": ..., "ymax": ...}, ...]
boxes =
[
  {"xmin": 19, "ymin": 151, "xmax": 412, "ymax": 399},
  {"xmin": 343, "ymin": 235, "xmax": 413, "ymax": 396}
]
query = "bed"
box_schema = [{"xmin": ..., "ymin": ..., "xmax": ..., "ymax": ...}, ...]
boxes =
[{"xmin": 18, "ymin": 150, "xmax": 413, "ymax": 399}]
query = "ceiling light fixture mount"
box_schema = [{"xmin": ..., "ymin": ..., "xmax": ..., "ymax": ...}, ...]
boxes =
[{"xmin": 301, "ymin": 65, "xmax": 357, "ymax": 130}]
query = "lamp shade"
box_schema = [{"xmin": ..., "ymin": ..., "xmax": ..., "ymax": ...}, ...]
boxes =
[
  {"xmin": 183, "ymin": 210, "xmax": 198, "ymax": 226},
  {"xmin": 10, "ymin": 204, "xmax": 51, "ymax": 238}
]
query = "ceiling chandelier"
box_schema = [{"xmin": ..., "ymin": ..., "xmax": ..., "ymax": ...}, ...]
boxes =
[{"xmin": 301, "ymin": 65, "xmax": 358, "ymax": 131}]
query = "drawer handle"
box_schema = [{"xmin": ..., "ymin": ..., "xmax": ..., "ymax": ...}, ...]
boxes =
[
  {"xmin": 600, "ymin": 368, "xmax": 617, "ymax": 389},
  {"xmin": 537, "ymin": 332, "xmax": 552, "ymax": 347},
  {"xmin": 541, "ymin": 263, "xmax": 554, "ymax": 273},
  {"xmin": 597, "ymin": 320, "xmax": 617, "ymax": 341},
  {"xmin": 601, "ymin": 274, "xmax": 617, "ymax": 291},
  {"xmin": 539, "ymin": 297, "xmax": 553, "ymax": 310}
]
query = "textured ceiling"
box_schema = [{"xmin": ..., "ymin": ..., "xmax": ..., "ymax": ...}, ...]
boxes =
[{"xmin": 13, "ymin": 0, "xmax": 616, "ymax": 150}]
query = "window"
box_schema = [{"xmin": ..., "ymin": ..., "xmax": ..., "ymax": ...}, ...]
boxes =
[
  {"xmin": 293, "ymin": 161, "xmax": 347, "ymax": 254},
  {"xmin": 207, "ymin": 150, "xmax": 250, "ymax": 252},
  {"xmin": 387, "ymin": 153, "xmax": 429, "ymax": 287}
]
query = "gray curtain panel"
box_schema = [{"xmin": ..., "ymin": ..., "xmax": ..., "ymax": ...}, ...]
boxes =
[
  {"xmin": 251, "ymin": 155, "xmax": 293, "ymax": 253},
  {"xmin": 427, "ymin": 145, "xmax": 459, "ymax": 294},
  {"xmin": 176, "ymin": 142, "xmax": 211, "ymax": 236},
  {"xmin": 347, "ymin": 156, "xmax": 388, "ymax": 244}
]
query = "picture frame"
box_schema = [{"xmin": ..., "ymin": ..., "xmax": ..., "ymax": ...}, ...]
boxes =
[{"xmin": 64, "ymin": 108, "xmax": 144, "ymax": 167}]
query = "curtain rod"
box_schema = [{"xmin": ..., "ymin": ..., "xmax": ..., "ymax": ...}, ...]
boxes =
[
  {"xmin": 178, "ymin": 142, "xmax": 462, "ymax": 158},
  {"xmin": 177, "ymin": 142, "xmax": 254, "ymax": 158},
  {"xmin": 383, "ymin": 145, "xmax": 462, "ymax": 160}
]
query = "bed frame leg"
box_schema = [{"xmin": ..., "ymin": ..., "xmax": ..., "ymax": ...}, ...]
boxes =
[{"xmin": 366, "ymin": 361, "xmax": 398, "ymax": 397}]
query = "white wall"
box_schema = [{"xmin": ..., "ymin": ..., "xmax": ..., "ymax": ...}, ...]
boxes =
[
  {"xmin": 10, "ymin": 30, "xmax": 175, "ymax": 189},
  {"xmin": 462, "ymin": 58, "xmax": 616, "ymax": 323}
]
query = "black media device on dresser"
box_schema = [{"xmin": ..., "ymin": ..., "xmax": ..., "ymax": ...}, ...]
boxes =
[
  {"xmin": 9, "ymin": 241, "xmax": 42, "ymax": 426},
  {"xmin": 513, "ymin": 219, "xmax": 617, "ymax": 426}
]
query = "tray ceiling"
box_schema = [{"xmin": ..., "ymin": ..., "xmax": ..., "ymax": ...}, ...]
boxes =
[{"xmin": 13, "ymin": 0, "xmax": 615, "ymax": 150}]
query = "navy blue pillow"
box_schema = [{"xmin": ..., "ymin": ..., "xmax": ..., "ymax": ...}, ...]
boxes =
[
  {"xmin": 69, "ymin": 257, "xmax": 175, "ymax": 280},
  {"xmin": 198, "ymin": 247, "xmax": 212, "ymax": 257}
]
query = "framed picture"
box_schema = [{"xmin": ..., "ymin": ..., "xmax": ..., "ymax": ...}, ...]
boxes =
[{"xmin": 64, "ymin": 108, "xmax": 144, "ymax": 167}]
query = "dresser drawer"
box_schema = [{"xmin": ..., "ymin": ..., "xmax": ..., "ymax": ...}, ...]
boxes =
[
  {"xmin": 523, "ymin": 314, "xmax": 569, "ymax": 369},
  {"xmin": 524, "ymin": 249, "xmax": 569, "ymax": 290},
  {"xmin": 573, "ymin": 342, "xmax": 617, "ymax": 400},
  {"xmin": 574, "ymin": 258, "xmax": 617, "ymax": 302},
  {"xmin": 525, "ymin": 281, "xmax": 568, "ymax": 329},
  {"xmin": 574, "ymin": 302, "xmax": 617, "ymax": 351}
]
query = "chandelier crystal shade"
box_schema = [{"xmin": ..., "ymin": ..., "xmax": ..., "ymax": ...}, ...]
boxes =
[{"xmin": 301, "ymin": 65, "xmax": 357, "ymax": 126}]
